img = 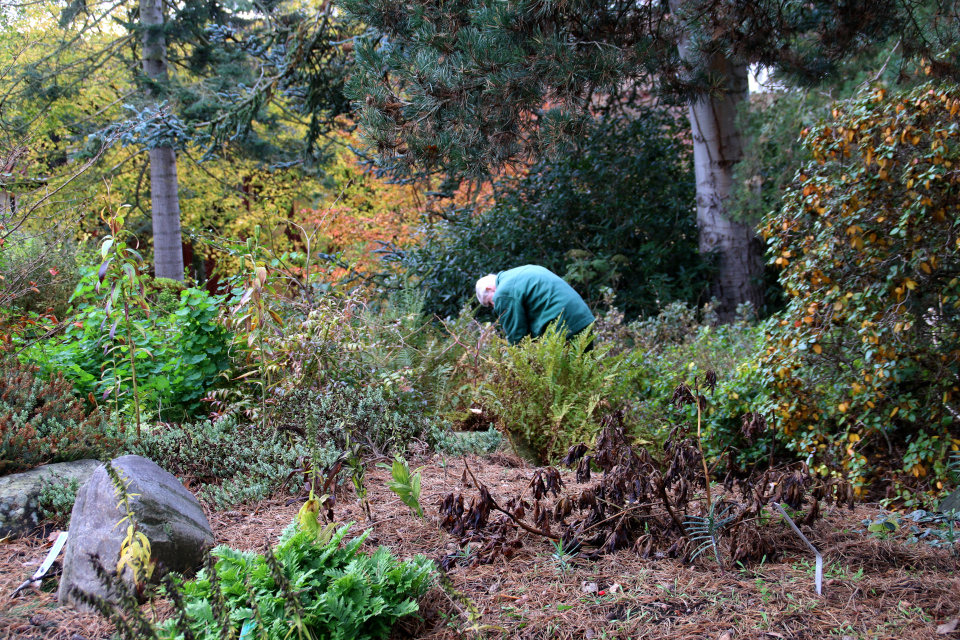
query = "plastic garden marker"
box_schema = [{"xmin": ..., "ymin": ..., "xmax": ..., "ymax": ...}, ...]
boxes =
[{"xmin": 773, "ymin": 502, "xmax": 822, "ymax": 595}]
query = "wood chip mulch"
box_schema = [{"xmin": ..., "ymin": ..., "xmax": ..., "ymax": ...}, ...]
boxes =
[{"xmin": 1, "ymin": 453, "xmax": 958, "ymax": 639}]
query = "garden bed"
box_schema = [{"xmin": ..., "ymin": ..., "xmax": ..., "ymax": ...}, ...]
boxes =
[{"xmin": 0, "ymin": 454, "xmax": 957, "ymax": 640}]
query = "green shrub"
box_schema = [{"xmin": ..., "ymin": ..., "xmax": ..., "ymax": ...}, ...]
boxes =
[
  {"xmin": 36, "ymin": 477, "xmax": 80, "ymax": 526},
  {"xmin": 22, "ymin": 270, "xmax": 231, "ymax": 421},
  {"xmin": 275, "ymin": 385, "xmax": 445, "ymax": 459},
  {"xmin": 429, "ymin": 424, "xmax": 502, "ymax": 456},
  {"xmin": 760, "ymin": 83, "xmax": 960, "ymax": 504},
  {"xmin": 0, "ymin": 358, "xmax": 117, "ymax": 475},
  {"xmin": 605, "ymin": 302, "xmax": 771, "ymax": 466},
  {"xmin": 148, "ymin": 523, "xmax": 435, "ymax": 640},
  {"xmin": 124, "ymin": 416, "xmax": 309, "ymax": 509},
  {"xmin": 402, "ymin": 112, "xmax": 710, "ymax": 320},
  {"xmin": 480, "ymin": 323, "xmax": 639, "ymax": 464}
]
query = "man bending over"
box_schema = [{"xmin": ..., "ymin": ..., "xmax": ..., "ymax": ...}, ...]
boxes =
[{"xmin": 475, "ymin": 265, "xmax": 595, "ymax": 345}]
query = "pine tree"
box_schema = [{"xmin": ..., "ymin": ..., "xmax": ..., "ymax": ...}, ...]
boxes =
[{"xmin": 341, "ymin": 0, "xmax": 960, "ymax": 318}]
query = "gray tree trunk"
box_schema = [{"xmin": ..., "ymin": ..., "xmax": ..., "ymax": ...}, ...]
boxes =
[
  {"xmin": 140, "ymin": 0, "xmax": 184, "ymax": 281},
  {"xmin": 670, "ymin": 1, "xmax": 765, "ymax": 319}
]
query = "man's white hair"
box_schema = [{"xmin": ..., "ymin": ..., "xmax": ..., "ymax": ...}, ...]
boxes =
[{"xmin": 475, "ymin": 273, "xmax": 497, "ymax": 306}]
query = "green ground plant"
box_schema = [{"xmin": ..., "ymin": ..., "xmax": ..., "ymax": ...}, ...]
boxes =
[
  {"xmin": 153, "ymin": 523, "xmax": 435, "ymax": 640},
  {"xmin": 480, "ymin": 323, "xmax": 638, "ymax": 464},
  {"xmin": 0, "ymin": 357, "xmax": 116, "ymax": 474},
  {"xmin": 36, "ymin": 477, "xmax": 80, "ymax": 526},
  {"xmin": 429, "ymin": 425, "xmax": 502, "ymax": 457},
  {"xmin": 124, "ymin": 415, "xmax": 309, "ymax": 509},
  {"xmin": 378, "ymin": 454, "xmax": 425, "ymax": 518}
]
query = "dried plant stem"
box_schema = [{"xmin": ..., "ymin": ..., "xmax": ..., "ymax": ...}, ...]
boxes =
[
  {"xmin": 657, "ymin": 481, "xmax": 689, "ymax": 538},
  {"xmin": 461, "ymin": 457, "xmax": 559, "ymax": 541}
]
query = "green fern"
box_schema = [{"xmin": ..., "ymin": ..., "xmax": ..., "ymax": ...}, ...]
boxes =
[
  {"xmin": 144, "ymin": 523, "xmax": 435, "ymax": 640},
  {"xmin": 481, "ymin": 322, "xmax": 636, "ymax": 464}
]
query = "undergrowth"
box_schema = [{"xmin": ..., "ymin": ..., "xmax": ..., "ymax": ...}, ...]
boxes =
[
  {"xmin": 480, "ymin": 323, "xmax": 640, "ymax": 465},
  {"xmin": 36, "ymin": 476, "xmax": 80, "ymax": 527},
  {"xmin": 0, "ymin": 358, "xmax": 116, "ymax": 474},
  {"xmin": 123, "ymin": 416, "xmax": 309, "ymax": 509},
  {"xmin": 81, "ymin": 521, "xmax": 435, "ymax": 640}
]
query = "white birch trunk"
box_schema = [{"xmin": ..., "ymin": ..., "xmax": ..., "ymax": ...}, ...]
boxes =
[
  {"xmin": 670, "ymin": 1, "xmax": 765, "ymax": 319},
  {"xmin": 141, "ymin": 0, "xmax": 184, "ymax": 281}
]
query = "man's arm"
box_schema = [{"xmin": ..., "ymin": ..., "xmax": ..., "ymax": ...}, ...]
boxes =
[{"xmin": 496, "ymin": 295, "xmax": 529, "ymax": 345}]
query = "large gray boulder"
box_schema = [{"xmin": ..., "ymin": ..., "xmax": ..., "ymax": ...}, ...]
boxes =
[
  {"xmin": 0, "ymin": 459, "xmax": 101, "ymax": 538},
  {"xmin": 58, "ymin": 455, "xmax": 214, "ymax": 609}
]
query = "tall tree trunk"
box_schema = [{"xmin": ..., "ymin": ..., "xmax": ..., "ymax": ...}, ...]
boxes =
[
  {"xmin": 140, "ymin": 0, "xmax": 184, "ymax": 280},
  {"xmin": 670, "ymin": 1, "xmax": 765, "ymax": 320}
]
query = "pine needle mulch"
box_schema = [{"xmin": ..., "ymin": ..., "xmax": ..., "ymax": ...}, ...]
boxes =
[{"xmin": 1, "ymin": 453, "xmax": 958, "ymax": 640}]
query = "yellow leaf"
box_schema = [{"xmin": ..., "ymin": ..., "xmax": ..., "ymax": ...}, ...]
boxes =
[
  {"xmin": 838, "ymin": 403, "xmax": 848, "ymax": 413},
  {"xmin": 921, "ymin": 262, "xmax": 931, "ymax": 274},
  {"xmin": 890, "ymin": 406, "xmax": 899, "ymax": 417},
  {"xmin": 905, "ymin": 278, "xmax": 917, "ymax": 290},
  {"xmin": 813, "ymin": 344, "xmax": 822, "ymax": 354},
  {"xmin": 849, "ymin": 433, "xmax": 860, "ymax": 443}
]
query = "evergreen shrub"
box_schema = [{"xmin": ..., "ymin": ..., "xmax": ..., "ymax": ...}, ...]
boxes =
[
  {"xmin": 761, "ymin": 83, "xmax": 960, "ymax": 504},
  {"xmin": 429, "ymin": 425, "xmax": 502, "ymax": 457},
  {"xmin": 403, "ymin": 112, "xmax": 710, "ymax": 319},
  {"xmin": 125, "ymin": 416, "xmax": 309, "ymax": 509},
  {"xmin": 274, "ymin": 385, "xmax": 444, "ymax": 458},
  {"xmin": 0, "ymin": 358, "xmax": 116, "ymax": 475}
]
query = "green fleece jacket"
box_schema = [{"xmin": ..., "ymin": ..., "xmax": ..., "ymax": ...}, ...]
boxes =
[{"xmin": 493, "ymin": 265, "xmax": 595, "ymax": 345}]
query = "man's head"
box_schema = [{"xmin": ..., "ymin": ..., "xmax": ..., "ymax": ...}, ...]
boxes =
[{"xmin": 475, "ymin": 274, "xmax": 497, "ymax": 307}]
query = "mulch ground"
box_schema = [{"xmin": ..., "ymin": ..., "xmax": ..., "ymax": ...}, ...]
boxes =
[{"xmin": 1, "ymin": 453, "xmax": 958, "ymax": 640}]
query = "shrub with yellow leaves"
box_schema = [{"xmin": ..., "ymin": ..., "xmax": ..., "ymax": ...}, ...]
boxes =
[{"xmin": 761, "ymin": 82, "xmax": 960, "ymax": 506}]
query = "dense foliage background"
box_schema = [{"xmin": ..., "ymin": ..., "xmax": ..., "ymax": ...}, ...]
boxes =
[{"xmin": 2, "ymin": 0, "xmax": 960, "ymax": 525}]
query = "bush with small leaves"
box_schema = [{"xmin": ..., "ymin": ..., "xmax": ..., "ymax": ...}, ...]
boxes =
[
  {"xmin": 274, "ymin": 384, "xmax": 447, "ymax": 458},
  {"xmin": 123, "ymin": 416, "xmax": 309, "ymax": 509},
  {"xmin": 0, "ymin": 358, "xmax": 116, "ymax": 475},
  {"xmin": 429, "ymin": 425, "xmax": 502, "ymax": 456},
  {"xmin": 761, "ymin": 83, "xmax": 960, "ymax": 504}
]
